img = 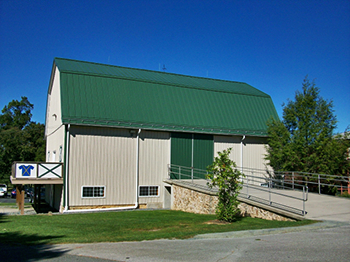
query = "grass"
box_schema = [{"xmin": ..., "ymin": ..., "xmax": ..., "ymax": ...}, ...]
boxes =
[{"xmin": 0, "ymin": 210, "xmax": 316, "ymax": 245}]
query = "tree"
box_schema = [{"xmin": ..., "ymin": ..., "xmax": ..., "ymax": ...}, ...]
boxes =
[
  {"xmin": 265, "ymin": 77, "xmax": 350, "ymax": 179},
  {"xmin": 207, "ymin": 148, "xmax": 243, "ymax": 222},
  {"xmin": 0, "ymin": 97, "xmax": 45, "ymax": 184}
]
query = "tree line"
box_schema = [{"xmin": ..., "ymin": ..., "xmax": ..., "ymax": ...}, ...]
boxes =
[{"xmin": 0, "ymin": 97, "xmax": 45, "ymax": 185}]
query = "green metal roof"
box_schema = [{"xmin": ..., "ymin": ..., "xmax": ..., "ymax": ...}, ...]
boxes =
[{"xmin": 53, "ymin": 58, "xmax": 278, "ymax": 136}]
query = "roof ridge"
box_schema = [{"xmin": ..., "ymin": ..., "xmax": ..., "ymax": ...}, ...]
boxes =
[
  {"xmin": 55, "ymin": 57, "xmax": 248, "ymax": 85},
  {"xmin": 54, "ymin": 57, "xmax": 269, "ymax": 98}
]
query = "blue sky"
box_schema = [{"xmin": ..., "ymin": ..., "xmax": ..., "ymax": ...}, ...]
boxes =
[{"xmin": 1, "ymin": 0, "xmax": 349, "ymax": 133}]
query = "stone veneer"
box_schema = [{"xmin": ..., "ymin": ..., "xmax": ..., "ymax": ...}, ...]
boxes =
[{"xmin": 172, "ymin": 184, "xmax": 294, "ymax": 221}]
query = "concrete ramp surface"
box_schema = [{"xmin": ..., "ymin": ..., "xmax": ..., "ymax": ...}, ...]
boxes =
[
  {"xmin": 304, "ymin": 192, "xmax": 350, "ymax": 222},
  {"xmin": 239, "ymin": 186, "xmax": 350, "ymax": 221}
]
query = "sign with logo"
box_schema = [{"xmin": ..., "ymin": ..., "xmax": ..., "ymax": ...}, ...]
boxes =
[
  {"xmin": 38, "ymin": 163, "xmax": 62, "ymax": 178},
  {"xmin": 16, "ymin": 163, "xmax": 37, "ymax": 178}
]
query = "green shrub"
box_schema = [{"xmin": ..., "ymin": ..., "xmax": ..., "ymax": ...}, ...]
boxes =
[
  {"xmin": 339, "ymin": 191, "xmax": 350, "ymax": 198},
  {"xmin": 207, "ymin": 148, "xmax": 244, "ymax": 222}
]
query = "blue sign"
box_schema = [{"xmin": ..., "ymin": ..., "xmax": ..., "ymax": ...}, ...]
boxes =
[{"xmin": 18, "ymin": 165, "xmax": 35, "ymax": 176}]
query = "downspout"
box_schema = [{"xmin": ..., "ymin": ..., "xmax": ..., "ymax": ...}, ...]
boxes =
[
  {"xmin": 64, "ymin": 124, "xmax": 70, "ymax": 212},
  {"xmin": 135, "ymin": 128, "xmax": 141, "ymax": 208},
  {"xmin": 64, "ymin": 128, "xmax": 141, "ymax": 213},
  {"xmin": 241, "ymin": 135, "xmax": 246, "ymax": 175}
]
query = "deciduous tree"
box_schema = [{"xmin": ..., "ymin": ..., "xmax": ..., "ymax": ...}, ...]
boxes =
[
  {"xmin": 0, "ymin": 97, "xmax": 45, "ymax": 184},
  {"xmin": 265, "ymin": 77, "xmax": 350, "ymax": 180}
]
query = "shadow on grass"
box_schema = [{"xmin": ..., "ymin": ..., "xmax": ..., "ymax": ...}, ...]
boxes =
[
  {"xmin": 0, "ymin": 215, "xmax": 67, "ymax": 261},
  {"xmin": 0, "ymin": 232, "xmax": 67, "ymax": 261},
  {"xmin": 0, "ymin": 214, "xmax": 9, "ymax": 223}
]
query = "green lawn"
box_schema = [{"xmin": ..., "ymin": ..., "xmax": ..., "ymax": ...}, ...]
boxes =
[{"xmin": 0, "ymin": 210, "xmax": 316, "ymax": 245}]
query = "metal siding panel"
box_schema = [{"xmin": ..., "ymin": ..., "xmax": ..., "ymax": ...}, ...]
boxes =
[
  {"xmin": 193, "ymin": 134, "xmax": 214, "ymax": 175},
  {"xmin": 55, "ymin": 58, "xmax": 269, "ymax": 97},
  {"xmin": 243, "ymin": 137, "xmax": 268, "ymax": 171},
  {"xmin": 214, "ymin": 135, "xmax": 242, "ymax": 165},
  {"xmin": 46, "ymin": 68, "xmax": 66, "ymax": 162},
  {"xmin": 56, "ymin": 59, "xmax": 278, "ymax": 136},
  {"xmin": 170, "ymin": 133, "xmax": 192, "ymax": 178},
  {"xmin": 214, "ymin": 136, "xmax": 268, "ymax": 173},
  {"xmin": 138, "ymin": 131, "xmax": 170, "ymax": 204},
  {"xmin": 68, "ymin": 126, "xmax": 136, "ymax": 207}
]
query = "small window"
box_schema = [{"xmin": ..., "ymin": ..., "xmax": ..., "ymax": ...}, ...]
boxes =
[
  {"xmin": 139, "ymin": 186, "xmax": 159, "ymax": 197},
  {"xmin": 82, "ymin": 186, "xmax": 105, "ymax": 198}
]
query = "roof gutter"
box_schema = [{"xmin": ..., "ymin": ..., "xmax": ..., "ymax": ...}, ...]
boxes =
[{"xmin": 61, "ymin": 120, "xmax": 269, "ymax": 137}]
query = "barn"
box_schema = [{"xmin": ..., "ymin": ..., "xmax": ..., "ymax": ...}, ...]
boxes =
[{"xmin": 44, "ymin": 58, "xmax": 278, "ymax": 212}]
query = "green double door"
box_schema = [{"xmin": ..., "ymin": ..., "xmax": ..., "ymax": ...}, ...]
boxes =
[{"xmin": 170, "ymin": 132, "xmax": 214, "ymax": 179}]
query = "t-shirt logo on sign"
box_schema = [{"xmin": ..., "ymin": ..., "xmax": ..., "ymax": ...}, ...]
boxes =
[{"xmin": 19, "ymin": 165, "xmax": 34, "ymax": 176}]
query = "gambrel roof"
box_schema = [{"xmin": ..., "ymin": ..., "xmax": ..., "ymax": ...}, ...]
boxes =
[{"xmin": 49, "ymin": 58, "xmax": 278, "ymax": 136}]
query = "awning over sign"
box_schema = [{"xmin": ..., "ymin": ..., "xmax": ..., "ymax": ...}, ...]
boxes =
[{"xmin": 11, "ymin": 162, "xmax": 63, "ymax": 184}]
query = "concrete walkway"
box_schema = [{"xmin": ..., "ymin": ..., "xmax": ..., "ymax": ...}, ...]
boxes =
[{"xmin": 0, "ymin": 205, "xmax": 36, "ymax": 215}]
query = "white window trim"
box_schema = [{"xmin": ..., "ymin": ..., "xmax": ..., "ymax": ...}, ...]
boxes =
[
  {"xmin": 81, "ymin": 186, "xmax": 106, "ymax": 198},
  {"xmin": 138, "ymin": 185, "xmax": 160, "ymax": 197}
]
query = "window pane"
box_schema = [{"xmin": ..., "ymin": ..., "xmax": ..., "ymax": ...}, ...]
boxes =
[
  {"xmin": 82, "ymin": 186, "xmax": 105, "ymax": 198},
  {"xmin": 149, "ymin": 186, "xmax": 158, "ymax": 196},
  {"xmin": 83, "ymin": 187, "xmax": 93, "ymax": 197},
  {"xmin": 94, "ymin": 187, "xmax": 104, "ymax": 197},
  {"xmin": 139, "ymin": 186, "xmax": 149, "ymax": 196}
]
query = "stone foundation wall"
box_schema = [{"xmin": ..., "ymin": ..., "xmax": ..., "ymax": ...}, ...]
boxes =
[
  {"xmin": 173, "ymin": 184, "xmax": 218, "ymax": 214},
  {"xmin": 172, "ymin": 184, "xmax": 294, "ymax": 221},
  {"xmin": 238, "ymin": 202, "xmax": 294, "ymax": 221}
]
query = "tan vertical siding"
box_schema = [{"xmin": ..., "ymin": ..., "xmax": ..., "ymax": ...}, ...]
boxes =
[
  {"xmin": 243, "ymin": 136, "xmax": 269, "ymax": 170},
  {"xmin": 138, "ymin": 131, "xmax": 170, "ymax": 206},
  {"xmin": 214, "ymin": 135, "xmax": 241, "ymax": 165},
  {"xmin": 214, "ymin": 135, "xmax": 270, "ymax": 182},
  {"xmin": 46, "ymin": 67, "xmax": 65, "ymax": 162},
  {"xmin": 68, "ymin": 126, "xmax": 136, "ymax": 207}
]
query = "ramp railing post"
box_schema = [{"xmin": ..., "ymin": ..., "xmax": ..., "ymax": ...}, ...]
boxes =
[
  {"xmin": 318, "ymin": 174, "xmax": 321, "ymax": 194},
  {"xmin": 269, "ymin": 176, "xmax": 272, "ymax": 205},
  {"xmin": 302, "ymin": 186, "xmax": 305, "ymax": 215},
  {"xmin": 246, "ymin": 173, "xmax": 249, "ymax": 198}
]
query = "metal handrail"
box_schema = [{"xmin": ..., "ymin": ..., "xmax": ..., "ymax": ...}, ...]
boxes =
[
  {"xmin": 167, "ymin": 164, "xmax": 309, "ymax": 216},
  {"xmin": 238, "ymin": 166, "xmax": 349, "ymax": 195}
]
